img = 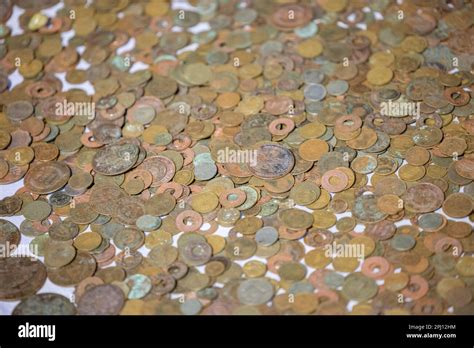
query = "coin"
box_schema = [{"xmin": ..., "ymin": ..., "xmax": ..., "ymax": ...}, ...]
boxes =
[
  {"xmin": 0, "ymin": 257, "xmax": 47, "ymax": 300},
  {"xmin": 237, "ymin": 278, "xmax": 274, "ymax": 305},
  {"xmin": 6, "ymin": 100, "xmax": 34, "ymax": 121},
  {"xmin": 0, "ymin": 0, "xmax": 472, "ymax": 317},
  {"xmin": 48, "ymin": 252, "xmax": 96, "ymax": 286},
  {"xmin": 255, "ymin": 226, "xmax": 279, "ymax": 247},
  {"xmin": 44, "ymin": 242, "xmax": 76, "ymax": 268},
  {"xmin": 0, "ymin": 218, "xmax": 21, "ymax": 246},
  {"xmin": 24, "ymin": 162, "xmax": 71, "ymax": 194},
  {"xmin": 13, "ymin": 293, "xmax": 77, "ymax": 315},
  {"xmin": 299, "ymin": 139, "xmax": 329, "ymax": 161},
  {"xmin": 22, "ymin": 200, "xmax": 51, "ymax": 221},
  {"xmin": 248, "ymin": 144, "xmax": 295, "ymax": 179},
  {"xmin": 92, "ymin": 143, "xmax": 140, "ymax": 176},
  {"xmin": 342, "ymin": 273, "xmax": 378, "ymax": 302},
  {"xmin": 403, "ymin": 183, "xmax": 444, "ymax": 213},
  {"xmin": 442, "ymin": 193, "xmax": 472, "ymax": 218}
]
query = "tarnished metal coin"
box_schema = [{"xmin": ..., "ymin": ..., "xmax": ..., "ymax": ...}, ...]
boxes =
[
  {"xmin": 13, "ymin": 293, "xmax": 77, "ymax": 315},
  {"xmin": 77, "ymin": 284, "xmax": 125, "ymax": 315},
  {"xmin": 249, "ymin": 144, "xmax": 295, "ymax": 179},
  {"xmin": 0, "ymin": 257, "xmax": 47, "ymax": 300},
  {"xmin": 92, "ymin": 143, "xmax": 140, "ymax": 175},
  {"xmin": 24, "ymin": 162, "xmax": 71, "ymax": 194}
]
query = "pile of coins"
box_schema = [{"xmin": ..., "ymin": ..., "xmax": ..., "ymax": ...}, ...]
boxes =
[{"xmin": 0, "ymin": 0, "xmax": 473, "ymax": 315}]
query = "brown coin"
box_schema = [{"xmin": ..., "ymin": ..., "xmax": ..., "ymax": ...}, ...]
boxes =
[
  {"xmin": 24, "ymin": 162, "xmax": 71, "ymax": 194},
  {"xmin": 248, "ymin": 144, "xmax": 295, "ymax": 179},
  {"xmin": 48, "ymin": 252, "xmax": 97, "ymax": 286},
  {"xmin": 139, "ymin": 156, "xmax": 175, "ymax": 186},
  {"xmin": 92, "ymin": 143, "xmax": 140, "ymax": 176},
  {"xmin": 77, "ymin": 284, "xmax": 125, "ymax": 315},
  {"xmin": 299, "ymin": 139, "xmax": 329, "ymax": 161},
  {"xmin": 0, "ymin": 257, "xmax": 47, "ymax": 300},
  {"xmin": 0, "ymin": 158, "xmax": 9, "ymax": 178},
  {"xmin": 0, "ymin": 218, "xmax": 21, "ymax": 246},
  {"xmin": 90, "ymin": 184, "xmax": 127, "ymax": 216},
  {"xmin": 403, "ymin": 183, "xmax": 444, "ymax": 213},
  {"xmin": 442, "ymin": 193, "xmax": 472, "ymax": 218},
  {"xmin": 271, "ymin": 4, "xmax": 312, "ymax": 30},
  {"xmin": 0, "ymin": 196, "xmax": 23, "ymax": 216},
  {"xmin": 454, "ymin": 158, "xmax": 474, "ymax": 180}
]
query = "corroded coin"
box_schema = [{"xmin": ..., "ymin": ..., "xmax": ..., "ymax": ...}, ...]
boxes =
[
  {"xmin": 77, "ymin": 284, "xmax": 125, "ymax": 315},
  {"xmin": 0, "ymin": 257, "xmax": 47, "ymax": 300},
  {"xmin": 24, "ymin": 162, "xmax": 71, "ymax": 194},
  {"xmin": 0, "ymin": 0, "xmax": 472, "ymax": 317},
  {"xmin": 403, "ymin": 183, "xmax": 444, "ymax": 213},
  {"xmin": 92, "ymin": 143, "xmax": 140, "ymax": 176},
  {"xmin": 0, "ymin": 218, "xmax": 21, "ymax": 246},
  {"xmin": 249, "ymin": 144, "xmax": 295, "ymax": 179},
  {"xmin": 48, "ymin": 252, "xmax": 96, "ymax": 286},
  {"xmin": 237, "ymin": 278, "xmax": 274, "ymax": 305},
  {"xmin": 13, "ymin": 293, "xmax": 77, "ymax": 315}
]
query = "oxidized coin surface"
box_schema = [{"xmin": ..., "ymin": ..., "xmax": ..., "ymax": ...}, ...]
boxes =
[
  {"xmin": 248, "ymin": 144, "xmax": 295, "ymax": 179},
  {"xmin": 92, "ymin": 143, "xmax": 140, "ymax": 175},
  {"xmin": 0, "ymin": 218, "xmax": 21, "ymax": 246},
  {"xmin": 0, "ymin": 257, "xmax": 47, "ymax": 300},
  {"xmin": 13, "ymin": 293, "xmax": 77, "ymax": 315},
  {"xmin": 77, "ymin": 284, "xmax": 125, "ymax": 315},
  {"xmin": 403, "ymin": 183, "xmax": 444, "ymax": 213}
]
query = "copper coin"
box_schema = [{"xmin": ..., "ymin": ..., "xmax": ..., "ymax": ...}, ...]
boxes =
[
  {"xmin": 24, "ymin": 162, "xmax": 71, "ymax": 194},
  {"xmin": 249, "ymin": 144, "xmax": 295, "ymax": 179},
  {"xmin": 77, "ymin": 284, "xmax": 125, "ymax": 315},
  {"xmin": 0, "ymin": 257, "xmax": 47, "ymax": 300}
]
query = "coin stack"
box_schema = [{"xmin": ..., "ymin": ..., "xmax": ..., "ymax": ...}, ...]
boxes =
[{"xmin": 0, "ymin": 0, "xmax": 473, "ymax": 315}]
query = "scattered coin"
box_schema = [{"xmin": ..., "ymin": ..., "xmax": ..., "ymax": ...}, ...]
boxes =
[{"xmin": 0, "ymin": 0, "xmax": 472, "ymax": 317}]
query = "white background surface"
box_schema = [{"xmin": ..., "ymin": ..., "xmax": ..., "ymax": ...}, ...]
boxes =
[{"xmin": 1, "ymin": 1, "xmax": 470, "ymax": 315}]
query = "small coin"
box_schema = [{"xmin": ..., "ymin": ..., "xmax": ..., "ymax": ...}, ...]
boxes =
[
  {"xmin": 342, "ymin": 273, "xmax": 378, "ymax": 302},
  {"xmin": 22, "ymin": 200, "xmax": 52, "ymax": 221},
  {"xmin": 48, "ymin": 252, "xmax": 96, "ymax": 286},
  {"xmin": 0, "ymin": 218, "xmax": 21, "ymax": 246}
]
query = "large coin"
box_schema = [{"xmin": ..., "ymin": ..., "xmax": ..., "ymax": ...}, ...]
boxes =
[
  {"xmin": 92, "ymin": 143, "xmax": 140, "ymax": 175},
  {"xmin": 403, "ymin": 183, "xmax": 444, "ymax": 213},
  {"xmin": 0, "ymin": 257, "xmax": 47, "ymax": 300},
  {"xmin": 248, "ymin": 144, "xmax": 295, "ymax": 179},
  {"xmin": 237, "ymin": 278, "xmax": 274, "ymax": 305},
  {"xmin": 77, "ymin": 284, "xmax": 125, "ymax": 315},
  {"xmin": 48, "ymin": 252, "xmax": 96, "ymax": 286},
  {"xmin": 24, "ymin": 162, "xmax": 70, "ymax": 194},
  {"xmin": 13, "ymin": 293, "xmax": 77, "ymax": 315}
]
